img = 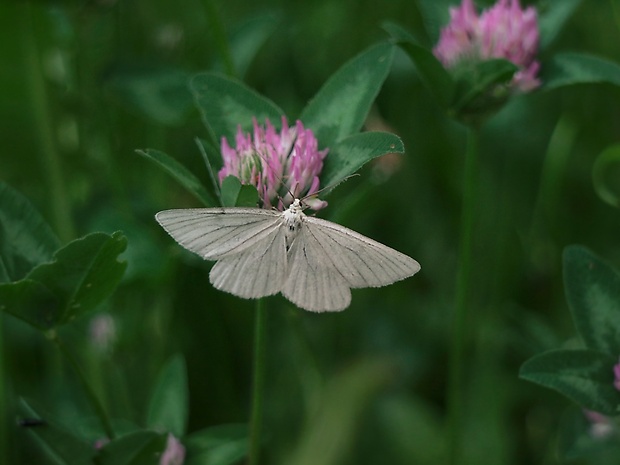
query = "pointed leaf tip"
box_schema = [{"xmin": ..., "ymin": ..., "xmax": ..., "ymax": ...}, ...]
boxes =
[
  {"xmin": 300, "ymin": 42, "xmax": 396, "ymax": 147},
  {"xmin": 520, "ymin": 349, "xmax": 620, "ymax": 416},
  {"xmin": 0, "ymin": 232, "xmax": 128, "ymax": 330}
]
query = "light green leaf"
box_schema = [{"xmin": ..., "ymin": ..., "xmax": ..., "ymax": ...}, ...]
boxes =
[
  {"xmin": 541, "ymin": 53, "xmax": 620, "ymax": 91},
  {"xmin": 520, "ymin": 349, "xmax": 620, "ymax": 416},
  {"xmin": 18, "ymin": 398, "xmax": 94, "ymax": 465},
  {"xmin": 105, "ymin": 67, "xmax": 193, "ymax": 126},
  {"xmin": 592, "ymin": 143, "xmax": 620, "ymax": 208},
  {"xmin": 0, "ymin": 232, "xmax": 127, "ymax": 330},
  {"xmin": 0, "ymin": 182, "xmax": 60, "ymax": 282},
  {"xmin": 147, "ymin": 354, "xmax": 189, "ymax": 438},
  {"xmin": 190, "ymin": 73, "xmax": 284, "ymax": 145},
  {"xmin": 220, "ymin": 176, "xmax": 260, "ymax": 208},
  {"xmin": 195, "ymin": 137, "xmax": 224, "ymax": 202},
  {"xmin": 563, "ymin": 246, "xmax": 620, "ymax": 355},
  {"xmin": 184, "ymin": 424, "xmax": 248, "ymax": 465},
  {"xmin": 137, "ymin": 149, "xmax": 216, "ymax": 207},
  {"xmin": 383, "ymin": 22, "xmax": 455, "ymax": 109},
  {"xmin": 95, "ymin": 431, "xmax": 167, "ymax": 465},
  {"xmin": 299, "ymin": 42, "xmax": 395, "ymax": 147},
  {"xmin": 320, "ymin": 131, "xmax": 404, "ymax": 190}
]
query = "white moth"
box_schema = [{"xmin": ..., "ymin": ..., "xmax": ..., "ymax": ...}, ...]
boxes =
[{"xmin": 156, "ymin": 199, "xmax": 420, "ymax": 312}]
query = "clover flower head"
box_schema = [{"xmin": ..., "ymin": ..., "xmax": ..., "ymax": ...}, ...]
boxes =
[
  {"xmin": 219, "ymin": 117, "xmax": 328, "ymax": 211},
  {"xmin": 613, "ymin": 358, "xmax": 620, "ymax": 391},
  {"xmin": 160, "ymin": 434, "xmax": 185, "ymax": 465},
  {"xmin": 89, "ymin": 313, "xmax": 116, "ymax": 354},
  {"xmin": 434, "ymin": 0, "xmax": 540, "ymax": 92},
  {"xmin": 583, "ymin": 410, "xmax": 615, "ymax": 439}
]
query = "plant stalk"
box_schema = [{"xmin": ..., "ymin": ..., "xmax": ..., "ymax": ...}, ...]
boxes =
[
  {"xmin": 248, "ymin": 299, "xmax": 267, "ymax": 465},
  {"xmin": 448, "ymin": 126, "xmax": 480, "ymax": 465},
  {"xmin": 22, "ymin": 2, "xmax": 74, "ymax": 242}
]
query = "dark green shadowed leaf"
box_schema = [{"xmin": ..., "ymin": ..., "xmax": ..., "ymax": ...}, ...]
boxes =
[
  {"xmin": 383, "ymin": 22, "xmax": 455, "ymax": 109},
  {"xmin": 538, "ymin": 0, "xmax": 583, "ymax": 51},
  {"xmin": 137, "ymin": 149, "xmax": 216, "ymax": 207},
  {"xmin": 563, "ymin": 246, "xmax": 620, "ymax": 355},
  {"xmin": 220, "ymin": 176, "xmax": 260, "ymax": 208},
  {"xmin": 94, "ymin": 431, "xmax": 168, "ymax": 465},
  {"xmin": 104, "ymin": 67, "xmax": 193, "ymax": 126},
  {"xmin": 190, "ymin": 73, "xmax": 284, "ymax": 145},
  {"xmin": 451, "ymin": 59, "xmax": 518, "ymax": 115},
  {"xmin": 0, "ymin": 182, "xmax": 61, "ymax": 282},
  {"xmin": 592, "ymin": 143, "xmax": 620, "ymax": 208},
  {"xmin": 541, "ymin": 53, "xmax": 620, "ymax": 91},
  {"xmin": 321, "ymin": 132, "xmax": 404, "ymax": 190},
  {"xmin": 299, "ymin": 42, "xmax": 395, "ymax": 148},
  {"xmin": 222, "ymin": 13, "xmax": 280, "ymax": 79},
  {"xmin": 18, "ymin": 398, "xmax": 94, "ymax": 465},
  {"xmin": 415, "ymin": 0, "xmax": 453, "ymax": 44},
  {"xmin": 0, "ymin": 232, "xmax": 127, "ymax": 330},
  {"xmin": 147, "ymin": 354, "xmax": 189, "ymax": 438},
  {"xmin": 184, "ymin": 424, "xmax": 248, "ymax": 465},
  {"xmin": 520, "ymin": 349, "xmax": 620, "ymax": 416}
]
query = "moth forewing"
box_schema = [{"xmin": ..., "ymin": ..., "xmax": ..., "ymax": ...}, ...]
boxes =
[
  {"xmin": 302, "ymin": 215, "xmax": 421, "ymax": 288},
  {"xmin": 155, "ymin": 208, "xmax": 282, "ymax": 260}
]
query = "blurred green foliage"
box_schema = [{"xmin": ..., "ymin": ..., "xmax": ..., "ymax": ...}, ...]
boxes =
[{"xmin": 2, "ymin": 0, "xmax": 620, "ymax": 464}]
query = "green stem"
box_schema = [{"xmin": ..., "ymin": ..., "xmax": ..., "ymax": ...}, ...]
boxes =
[
  {"xmin": 248, "ymin": 299, "xmax": 267, "ymax": 465},
  {"xmin": 0, "ymin": 319, "xmax": 6, "ymax": 465},
  {"xmin": 22, "ymin": 2, "xmax": 74, "ymax": 241},
  {"xmin": 49, "ymin": 332, "xmax": 115, "ymax": 440},
  {"xmin": 447, "ymin": 126, "xmax": 480, "ymax": 465}
]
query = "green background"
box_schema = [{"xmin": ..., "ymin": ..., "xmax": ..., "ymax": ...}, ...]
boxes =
[{"xmin": 2, "ymin": 0, "xmax": 620, "ymax": 464}]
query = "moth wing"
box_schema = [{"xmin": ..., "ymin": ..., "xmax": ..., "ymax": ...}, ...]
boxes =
[
  {"xmin": 209, "ymin": 220, "xmax": 288, "ymax": 299},
  {"xmin": 302, "ymin": 216, "xmax": 421, "ymax": 288},
  {"xmin": 155, "ymin": 208, "xmax": 281, "ymax": 259},
  {"xmin": 282, "ymin": 225, "xmax": 352, "ymax": 312}
]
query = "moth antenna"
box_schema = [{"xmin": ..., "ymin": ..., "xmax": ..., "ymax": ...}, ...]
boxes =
[
  {"xmin": 254, "ymin": 128, "xmax": 298, "ymax": 204},
  {"xmin": 300, "ymin": 173, "xmax": 361, "ymax": 208}
]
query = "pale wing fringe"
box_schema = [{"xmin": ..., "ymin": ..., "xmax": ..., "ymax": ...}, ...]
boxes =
[
  {"xmin": 303, "ymin": 216, "xmax": 421, "ymax": 288},
  {"xmin": 156, "ymin": 208, "xmax": 281, "ymax": 259},
  {"xmin": 282, "ymin": 226, "xmax": 351, "ymax": 312},
  {"xmin": 210, "ymin": 224, "xmax": 288, "ymax": 298}
]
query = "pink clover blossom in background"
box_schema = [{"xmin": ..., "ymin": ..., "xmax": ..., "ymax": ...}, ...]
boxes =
[
  {"xmin": 613, "ymin": 358, "xmax": 620, "ymax": 391},
  {"xmin": 160, "ymin": 433, "xmax": 185, "ymax": 465},
  {"xmin": 583, "ymin": 410, "xmax": 615, "ymax": 439},
  {"xmin": 89, "ymin": 313, "xmax": 117, "ymax": 353},
  {"xmin": 433, "ymin": 0, "xmax": 540, "ymax": 92},
  {"xmin": 219, "ymin": 117, "xmax": 328, "ymax": 210}
]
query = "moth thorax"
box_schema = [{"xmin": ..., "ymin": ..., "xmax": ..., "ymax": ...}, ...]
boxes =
[{"xmin": 283, "ymin": 201, "xmax": 303, "ymax": 235}]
